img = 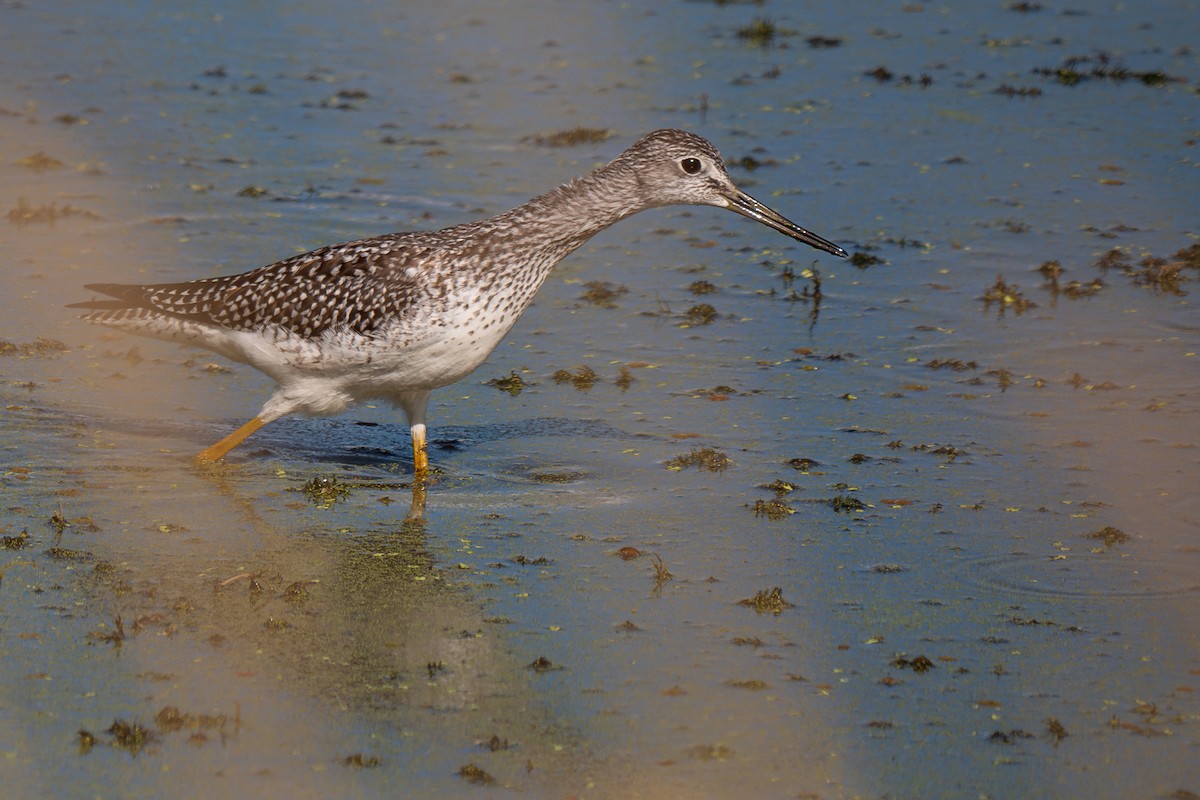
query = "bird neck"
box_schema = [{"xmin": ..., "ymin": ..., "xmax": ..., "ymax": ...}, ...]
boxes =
[{"xmin": 497, "ymin": 156, "xmax": 647, "ymax": 254}]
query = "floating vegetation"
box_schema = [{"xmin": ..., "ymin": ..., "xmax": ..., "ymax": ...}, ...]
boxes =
[
  {"xmin": 154, "ymin": 705, "xmax": 238, "ymax": 743},
  {"xmin": 7, "ymin": 199, "xmax": 98, "ymax": 225},
  {"xmin": 649, "ymin": 552, "xmax": 674, "ymax": 589},
  {"xmin": 1131, "ymin": 247, "xmax": 1199, "ymax": 295},
  {"xmin": 579, "ymin": 280, "xmax": 628, "ymax": 308},
  {"xmin": 731, "ymin": 636, "xmax": 765, "ymax": 648},
  {"xmin": 925, "ymin": 358, "xmax": 977, "ymax": 372},
  {"xmin": 48, "ymin": 546, "xmax": 93, "ymax": 561},
  {"xmin": 1085, "ymin": 525, "xmax": 1130, "ymax": 547},
  {"xmin": 1061, "ymin": 278, "xmax": 1104, "ymax": 298},
  {"xmin": 827, "ymin": 495, "xmax": 867, "ymax": 514},
  {"xmin": 751, "ymin": 499, "xmax": 795, "ymax": 520},
  {"xmin": 1045, "ymin": 718, "xmax": 1069, "ymax": 744},
  {"xmin": 314, "ymin": 88, "xmax": 370, "ymax": 110},
  {"xmin": 105, "ymin": 719, "xmax": 153, "ymax": 756},
  {"xmin": 614, "ymin": 365, "xmax": 635, "ymax": 392},
  {"xmin": 551, "ymin": 365, "xmax": 597, "ymax": 391},
  {"xmin": 527, "ymin": 656, "xmax": 558, "ymax": 673},
  {"xmin": 681, "ymin": 303, "xmax": 718, "ymax": 326},
  {"xmin": 891, "ymin": 654, "xmax": 935, "ymax": 673},
  {"xmin": 615, "ymin": 546, "xmax": 642, "ymax": 561},
  {"xmin": 509, "ymin": 554, "xmax": 552, "ymax": 565},
  {"xmin": 987, "ymin": 368, "xmax": 1016, "ymax": 391},
  {"xmin": 485, "ymin": 370, "xmax": 527, "ymax": 396},
  {"xmin": 457, "ymin": 763, "xmax": 496, "ymax": 785},
  {"xmin": 785, "ymin": 457, "xmax": 820, "ymax": 472},
  {"xmin": 528, "ymin": 470, "xmax": 584, "ymax": 484},
  {"xmin": 1038, "ymin": 259, "xmax": 1105, "ymax": 297},
  {"xmin": 343, "ymin": 753, "xmax": 381, "ymax": 768},
  {"xmin": 776, "ymin": 263, "xmax": 822, "ymax": 307},
  {"xmin": 664, "ymin": 447, "xmax": 731, "ymax": 472},
  {"xmin": 1, "ymin": 530, "xmax": 29, "ymax": 549},
  {"xmin": 282, "ymin": 580, "xmax": 314, "ymax": 603},
  {"xmin": 481, "ymin": 734, "xmax": 509, "ymax": 751},
  {"xmin": 525, "ymin": 127, "xmax": 610, "ymax": 147},
  {"xmin": 981, "ymin": 275, "xmax": 1036, "ymax": 315},
  {"xmin": 236, "ymin": 185, "xmax": 269, "ymax": 198},
  {"xmin": 297, "ymin": 475, "xmax": 351, "ymax": 508},
  {"xmin": 1095, "ymin": 247, "xmax": 1132, "ymax": 272},
  {"xmin": 725, "ymin": 678, "xmax": 769, "ymax": 690},
  {"xmin": 865, "ymin": 66, "xmax": 933, "ymax": 87},
  {"xmin": 849, "ymin": 252, "xmax": 884, "ymax": 269},
  {"xmin": 1095, "ymin": 244, "xmax": 1199, "ymax": 295},
  {"xmin": 1032, "ymin": 53, "xmax": 1182, "ymax": 87},
  {"xmin": 687, "ymin": 279, "xmax": 718, "ymax": 295},
  {"xmin": 989, "ymin": 729, "xmax": 1036, "ymax": 744},
  {"xmin": 736, "ymin": 18, "xmax": 785, "ymax": 48},
  {"xmin": 994, "ymin": 84, "xmax": 1043, "ymax": 97},
  {"xmin": 806, "ymin": 35, "xmax": 843, "ymax": 49},
  {"xmin": 689, "ymin": 384, "xmax": 740, "ymax": 401},
  {"xmin": 762, "ymin": 479, "xmax": 797, "ymax": 496},
  {"xmin": 737, "ymin": 586, "xmax": 792, "ymax": 614},
  {"xmin": 82, "ymin": 710, "xmax": 223, "ymax": 757},
  {"xmin": 88, "ymin": 615, "xmax": 125, "ymax": 648}
]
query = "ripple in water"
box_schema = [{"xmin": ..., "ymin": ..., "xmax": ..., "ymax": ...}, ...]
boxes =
[{"xmin": 962, "ymin": 552, "xmax": 1200, "ymax": 599}]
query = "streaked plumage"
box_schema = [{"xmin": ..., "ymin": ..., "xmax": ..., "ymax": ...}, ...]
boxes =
[{"xmin": 70, "ymin": 129, "xmax": 847, "ymax": 476}]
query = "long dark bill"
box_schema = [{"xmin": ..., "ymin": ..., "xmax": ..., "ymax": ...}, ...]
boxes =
[{"xmin": 723, "ymin": 188, "xmax": 848, "ymax": 258}]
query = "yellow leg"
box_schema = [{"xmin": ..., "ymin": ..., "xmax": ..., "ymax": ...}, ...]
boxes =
[
  {"xmin": 196, "ymin": 416, "xmax": 268, "ymax": 465},
  {"xmin": 411, "ymin": 423, "xmax": 429, "ymax": 480}
]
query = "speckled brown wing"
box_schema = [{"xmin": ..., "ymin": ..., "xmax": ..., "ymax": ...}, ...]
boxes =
[{"xmin": 69, "ymin": 235, "xmax": 432, "ymax": 338}]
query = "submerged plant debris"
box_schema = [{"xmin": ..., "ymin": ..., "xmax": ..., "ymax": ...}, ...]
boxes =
[
  {"xmin": 737, "ymin": 587, "xmax": 793, "ymax": 614},
  {"xmin": 578, "ymin": 280, "xmax": 628, "ymax": 308},
  {"xmin": 982, "ymin": 275, "xmax": 1036, "ymax": 315},
  {"xmin": 297, "ymin": 475, "xmax": 352, "ymax": 508},
  {"xmin": 485, "ymin": 370, "xmax": 528, "ymax": 396},
  {"xmin": 551, "ymin": 365, "xmax": 597, "ymax": 391},
  {"xmin": 457, "ymin": 763, "xmax": 495, "ymax": 785},
  {"xmin": 891, "ymin": 654, "xmax": 935, "ymax": 673},
  {"xmin": 736, "ymin": 18, "xmax": 789, "ymax": 48},
  {"xmin": 343, "ymin": 753, "xmax": 381, "ymax": 768},
  {"xmin": 0, "ymin": 337, "xmax": 69, "ymax": 357},
  {"xmin": 1031, "ymin": 53, "xmax": 1182, "ymax": 87},
  {"xmin": 664, "ymin": 447, "xmax": 732, "ymax": 472},
  {"xmin": 81, "ymin": 719, "xmax": 155, "ymax": 757},
  {"xmin": 827, "ymin": 495, "xmax": 867, "ymax": 514},
  {"xmin": 1085, "ymin": 525, "xmax": 1130, "ymax": 547},
  {"xmin": 681, "ymin": 303, "xmax": 719, "ymax": 326},
  {"xmin": 751, "ymin": 498, "xmax": 795, "ymax": 519}
]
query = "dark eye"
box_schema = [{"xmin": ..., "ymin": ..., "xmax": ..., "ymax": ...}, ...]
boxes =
[{"xmin": 680, "ymin": 157, "xmax": 703, "ymax": 175}]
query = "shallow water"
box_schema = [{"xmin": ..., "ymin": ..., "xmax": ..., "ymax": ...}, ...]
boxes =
[{"xmin": 1, "ymin": 1, "xmax": 1198, "ymax": 798}]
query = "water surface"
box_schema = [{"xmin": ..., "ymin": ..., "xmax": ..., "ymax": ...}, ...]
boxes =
[{"xmin": 1, "ymin": 1, "xmax": 1197, "ymax": 798}]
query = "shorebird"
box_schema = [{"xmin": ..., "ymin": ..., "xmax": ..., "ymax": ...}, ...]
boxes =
[{"xmin": 71, "ymin": 129, "xmax": 847, "ymax": 478}]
